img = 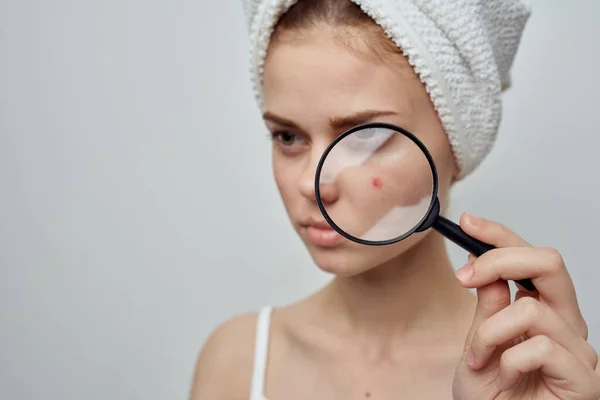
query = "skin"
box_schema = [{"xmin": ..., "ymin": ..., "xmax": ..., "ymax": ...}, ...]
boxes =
[{"xmin": 190, "ymin": 25, "xmax": 600, "ymax": 399}]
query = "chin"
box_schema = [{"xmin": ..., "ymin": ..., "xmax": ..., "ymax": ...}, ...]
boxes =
[
  {"xmin": 309, "ymin": 250, "xmax": 369, "ymax": 277},
  {"xmin": 303, "ymin": 238, "xmax": 420, "ymax": 278}
]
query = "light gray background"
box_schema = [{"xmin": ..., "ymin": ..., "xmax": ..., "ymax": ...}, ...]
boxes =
[{"xmin": 1, "ymin": 0, "xmax": 598, "ymax": 399}]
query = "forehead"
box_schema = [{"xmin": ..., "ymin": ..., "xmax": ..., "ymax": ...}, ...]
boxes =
[{"xmin": 262, "ymin": 33, "xmax": 422, "ymax": 125}]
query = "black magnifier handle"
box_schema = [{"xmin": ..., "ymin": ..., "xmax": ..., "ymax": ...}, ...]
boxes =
[{"xmin": 432, "ymin": 216, "xmax": 536, "ymax": 292}]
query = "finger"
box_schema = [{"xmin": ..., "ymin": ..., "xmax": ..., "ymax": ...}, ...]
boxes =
[
  {"xmin": 468, "ymin": 297, "xmax": 598, "ymax": 370},
  {"xmin": 514, "ymin": 288, "xmax": 538, "ymax": 301},
  {"xmin": 497, "ymin": 335, "xmax": 600, "ymax": 398},
  {"xmin": 464, "ymin": 280, "xmax": 511, "ymax": 355},
  {"xmin": 460, "ymin": 213, "xmax": 531, "ymax": 248},
  {"xmin": 468, "ymin": 253, "xmax": 477, "ymax": 264},
  {"xmin": 455, "ymin": 247, "xmax": 586, "ymax": 337},
  {"xmin": 457, "ymin": 247, "xmax": 573, "ymax": 300},
  {"xmin": 461, "ymin": 213, "xmax": 535, "ymax": 294}
]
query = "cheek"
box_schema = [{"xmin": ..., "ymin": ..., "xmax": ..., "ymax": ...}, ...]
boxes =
[
  {"xmin": 336, "ymin": 152, "xmax": 434, "ymax": 207},
  {"xmin": 327, "ymin": 151, "xmax": 435, "ymax": 239},
  {"xmin": 272, "ymin": 154, "xmax": 302, "ymax": 205},
  {"xmin": 273, "ymin": 157, "xmax": 290, "ymax": 194},
  {"xmin": 383, "ymin": 153, "xmax": 434, "ymax": 203},
  {"xmin": 418, "ymin": 123, "xmax": 457, "ymax": 185},
  {"xmin": 420, "ymin": 138, "xmax": 456, "ymax": 209}
]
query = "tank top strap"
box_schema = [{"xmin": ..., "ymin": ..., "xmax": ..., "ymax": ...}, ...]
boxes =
[{"xmin": 250, "ymin": 306, "xmax": 273, "ymax": 399}]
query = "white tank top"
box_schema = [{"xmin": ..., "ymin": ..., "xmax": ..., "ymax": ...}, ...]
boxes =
[{"xmin": 250, "ymin": 306, "xmax": 273, "ymax": 400}]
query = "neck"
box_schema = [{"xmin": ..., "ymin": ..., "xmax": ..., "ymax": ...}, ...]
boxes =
[{"xmin": 318, "ymin": 231, "xmax": 475, "ymax": 344}]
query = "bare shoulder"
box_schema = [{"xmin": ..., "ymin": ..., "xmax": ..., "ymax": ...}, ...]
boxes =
[{"xmin": 189, "ymin": 312, "xmax": 260, "ymax": 400}]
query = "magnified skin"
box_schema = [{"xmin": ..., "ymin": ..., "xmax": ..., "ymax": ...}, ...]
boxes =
[{"xmin": 320, "ymin": 129, "xmax": 435, "ymax": 241}]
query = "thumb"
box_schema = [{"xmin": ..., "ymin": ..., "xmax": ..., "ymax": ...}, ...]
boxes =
[{"xmin": 464, "ymin": 279, "xmax": 512, "ymax": 353}]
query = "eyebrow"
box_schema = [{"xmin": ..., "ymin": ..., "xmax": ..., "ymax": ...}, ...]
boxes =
[{"xmin": 262, "ymin": 109, "xmax": 398, "ymax": 131}]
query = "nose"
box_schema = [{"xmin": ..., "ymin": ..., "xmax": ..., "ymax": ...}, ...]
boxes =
[{"xmin": 299, "ymin": 148, "xmax": 340, "ymax": 205}]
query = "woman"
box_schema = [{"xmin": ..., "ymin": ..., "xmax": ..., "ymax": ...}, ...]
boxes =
[{"xmin": 191, "ymin": 0, "xmax": 600, "ymax": 398}]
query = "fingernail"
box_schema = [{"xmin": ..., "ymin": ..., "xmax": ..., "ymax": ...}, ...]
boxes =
[
  {"xmin": 466, "ymin": 348, "xmax": 475, "ymax": 366},
  {"xmin": 456, "ymin": 263, "xmax": 474, "ymax": 282},
  {"xmin": 465, "ymin": 212, "xmax": 481, "ymax": 226}
]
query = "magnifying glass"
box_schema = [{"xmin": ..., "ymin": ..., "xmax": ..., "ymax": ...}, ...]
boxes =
[{"xmin": 314, "ymin": 122, "xmax": 536, "ymax": 292}]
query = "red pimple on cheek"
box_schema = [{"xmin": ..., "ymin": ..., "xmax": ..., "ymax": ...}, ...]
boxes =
[{"xmin": 372, "ymin": 176, "xmax": 383, "ymax": 189}]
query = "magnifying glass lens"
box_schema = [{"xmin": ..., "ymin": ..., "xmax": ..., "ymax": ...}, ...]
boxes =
[{"xmin": 316, "ymin": 126, "xmax": 436, "ymax": 244}]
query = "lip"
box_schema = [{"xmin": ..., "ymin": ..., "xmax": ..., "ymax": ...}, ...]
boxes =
[{"xmin": 301, "ymin": 218, "xmax": 344, "ymax": 247}]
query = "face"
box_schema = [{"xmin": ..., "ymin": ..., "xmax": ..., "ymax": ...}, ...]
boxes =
[{"xmin": 262, "ymin": 27, "xmax": 457, "ymax": 277}]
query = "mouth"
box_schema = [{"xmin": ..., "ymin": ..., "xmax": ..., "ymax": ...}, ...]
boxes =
[{"xmin": 300, "ymin": 218, "xmax": 344, "ymax": 247}]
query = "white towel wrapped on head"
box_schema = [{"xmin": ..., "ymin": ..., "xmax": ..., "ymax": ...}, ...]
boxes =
[{"xmin": 242, "ymin": 0, "xmax": 531, "ymax": 179}]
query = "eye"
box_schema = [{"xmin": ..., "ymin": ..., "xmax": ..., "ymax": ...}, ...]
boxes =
[
  {"xmin": 269, "ymin": 130, "xmax": 308, "ymax": 154},
  {"xmin": 273, "ymin": 131, "xmax": 297, "ymax": 146},
  {"xmin": 342, "ymin": 128, "xmax": 394, "ymax": 152},
  {"xmin": 355, "ymin": 129, "xmax": 376, "ymax": 139}
]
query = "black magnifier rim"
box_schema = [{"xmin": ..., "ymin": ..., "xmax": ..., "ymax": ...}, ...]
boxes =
[{"xmin": 314, "ymin": 122, "xmax": 439, "ymax": 246}]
